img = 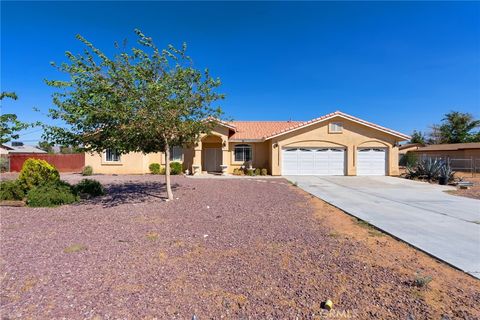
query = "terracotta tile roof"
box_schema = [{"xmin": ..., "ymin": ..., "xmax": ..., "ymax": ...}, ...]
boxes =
[
  {"xmin": 416, "ymin": 143, "xmax": 480, "ymax": 152},
  {"xmin": 229, "ymin": 121, "xmax": 302, "ymax": 140}
]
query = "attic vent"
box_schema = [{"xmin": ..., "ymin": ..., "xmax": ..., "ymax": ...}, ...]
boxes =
[{"xmin": 12, "ymin": 141, "xmax": 24, "ymax": 147}]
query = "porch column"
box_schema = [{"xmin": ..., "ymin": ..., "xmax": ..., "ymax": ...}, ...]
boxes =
[
  {"xmin": 192, "ymin": 141, "xmax": 202, "ymax": 175},
  {"xmin": 221, "ymin": 140, "xmax": 229, "ymax": 175}
]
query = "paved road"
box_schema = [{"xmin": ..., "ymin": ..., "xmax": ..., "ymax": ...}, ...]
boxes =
[{"xmin": 286, "ymin": 176, "xmax": 480, "ymax": 278}]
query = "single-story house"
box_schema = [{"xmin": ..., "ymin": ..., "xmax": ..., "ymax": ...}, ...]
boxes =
[
  {"xmin": 0, "ymin": 144, "xmax": 47, "ymax": 155},
  {"xmin": 85, "ymin": 111, "xmax": 410, "ymax": 176},
  {"xmin": 409, "ymin": 142, "xmax": 480, "ymax": 160}
]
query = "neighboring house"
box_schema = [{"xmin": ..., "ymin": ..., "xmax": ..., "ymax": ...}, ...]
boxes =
[
  {"xmin": 410, "ymin": 143, "xmax": 480, "ymax": 160},
  {"xmin": 0, "ymin": 144, "xmax": 47, "ymax": 154},
  {"xmin": 399, "ymin": 143, "xmax": 424, "ymax": 156},
  {"xmin": 0, "ymin": 145, "xmax": 14, "ymax": 155},
  {"xmin": 86, "ymin": 111, "xmax": 410, "ymax": 176}
]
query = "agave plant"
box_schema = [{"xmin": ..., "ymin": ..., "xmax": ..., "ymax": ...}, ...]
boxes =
[
  {"xmin": 439, "ymin": 161, "xmax": 455, "ymax": 182},
  {"xmin": 415, "ymin": 158, "xmax": 443, "ymax": 181}
]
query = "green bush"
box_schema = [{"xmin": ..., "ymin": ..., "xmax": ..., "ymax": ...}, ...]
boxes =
[
  {"xmin": 82, "ymin": 165, "xmax": 93, "ymax": 176},
  {"xmin": 246, "ymin": 169, "xmax": 255, "ymax": 176},
  {"xmin": 233, "ymin": 168, "xmax": 244, "ymax": 176},
  {"xmin": 260, "ymin": 168, "xmax": 268, "ymax": 176},
  {"xmin": 0, "ymin": 180, "xmax": 25, "ymax": 201},
  {"xmin": 18, "ymin": 159, "xmax": 60, "ymax": 191},
  {"xmin": 149, "ymin": 163, "xmax": 161, "ymax": 175},
  {"xmin": 0, "ymin": 158, "xmax": 9, "ymax": 172},
  {"xmin": 26, "ymin": 181, "xmax": 78, "ymax": 207},
  {"xmin": 399, "ymin": 152, "xmax": 417, "ymax": 167},
  {"xmin": 170, "ymin": 162, "xmax": 182, "ymax": 175},
  {"xmin": 254, "ymin": 168, "xmax": 261, "ymax": 176},
  {"xmin": 73, "ymin": 179, "xmax": 105, "ymax": 199}
]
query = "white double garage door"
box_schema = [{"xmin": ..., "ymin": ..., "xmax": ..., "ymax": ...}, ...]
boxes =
[{"xmin": 282, "ymin": 147, "xmax": 386, "ymax": 176}]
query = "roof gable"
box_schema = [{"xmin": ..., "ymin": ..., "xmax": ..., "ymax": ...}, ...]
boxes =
[{"xmin": 262, "ymin": 111, "xmax": 410, "ymax": 141}]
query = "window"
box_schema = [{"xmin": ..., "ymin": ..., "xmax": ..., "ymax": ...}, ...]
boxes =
[
  {"xmin": 234, "ymin": 144, "xmax": 252, "ymax": 162},
  {"xmin": 329, "ymin": 122, "xmax": 343, "ymax": 133},
  {"xmin": 105, "ymin": 148, "xmax": 121, "ymax": 162},
  {"xmin": 169, "ymin": 146, "xmax": 183, "ymax": 162}
]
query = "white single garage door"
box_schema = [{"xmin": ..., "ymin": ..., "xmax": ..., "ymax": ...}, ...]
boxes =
[
  {"xmin": 282, "ymin": 148, "xmax": 345, "ymax": 175},
  {"xmin": 357, "ymin": 148, "xmax": 387, "ymax": 176}
]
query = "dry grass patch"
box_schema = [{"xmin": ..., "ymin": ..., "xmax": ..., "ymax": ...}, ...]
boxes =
[
  {"xmin": 146, "ymin": 231, "xmax": 159, "ymax": 241},
  {"xmin": 63, "ymin": 244, "xmax": 87, "ymax": 253}
]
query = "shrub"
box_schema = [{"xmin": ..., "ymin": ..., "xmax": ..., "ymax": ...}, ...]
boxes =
[
  {"xmin": 18, "ymin": 159, "xmax": 60, "ymax": 191},
  {"xmin": 246, "ymin": 169, "xmax": 255, "ymax": 176},
  {"xmin": 399, "ymin": 152, "xmax": 417, "ymax": 167},
  {"xmin": 0, "ymin": 158, "xmax": 9, "ymax": 172},
  {"xmin": 412, "ymin": 272, "xmax": 433, "ymax": 288},
  {"xmin": 170, "ymin": 162, "xmax": 182, "ymax": 175},
  {"xmin": 149, "ymin": 163, "xmax": 161, "ymax": 175},
  {"xmin": 26, "ymin": 181, "xmax": 78, "ymax": 207},
  {"xmin": 232, "ymin": 168, "xmax": 244, "ymax": 176},
  {"xmin": 74, "ymin": 179, "xmax": 105, "ymax": 199},
  {"xmin": 254, "ymin": 168, "xmax": 261, "ymax": 176},
  {"xmin": 260, "ymin": 168, "xmax": 268, "ymax": 176},
  {"xmin": 0, "ymin": 180, "xmax": 25, "ymax": 201},
  {"xmin": 82, "ymin": 165, "xmax": 93, "ymax": 176}
]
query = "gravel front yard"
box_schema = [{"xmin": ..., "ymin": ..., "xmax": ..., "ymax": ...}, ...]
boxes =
[{"xmin": 1, "ymin": 174, "xmax": 479, "ymax": 319}]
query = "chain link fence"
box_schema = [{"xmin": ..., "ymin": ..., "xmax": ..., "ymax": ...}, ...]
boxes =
[{"xmin": 418, "ymin": 154, "xmax": 478, "ymax": 177}]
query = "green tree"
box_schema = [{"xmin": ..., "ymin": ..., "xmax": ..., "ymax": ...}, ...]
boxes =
[
  {"xmin": 409, "ymin": 130, "xmax": 426, "ymax": 144},
  {"xmin": 0, "ymin": 92, "xmax": 30, "ymax": 144},
  {"xmin": 438, "ymin": 111, "xmax": 479, "ymax": 143},
  {"xmin": 38, "ymin": 140, "xmax": 55, "ymax": 153},
  {"xmin": 43, "ymin": 29, "xmax": 224, "ymax": 200}
]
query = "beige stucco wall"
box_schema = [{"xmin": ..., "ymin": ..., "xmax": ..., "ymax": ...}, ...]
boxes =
[
  {"xmin": 85, "ymin": 151, "xmax": 162, "ymax": 174},
  {"xmin": 268, "ymin": 116, "xmax": 402, "ymax": 176},
  {"xmin": 85, "ymin": 118, "xmax": 405, "ymax": 176},
  {"xmin": 227, "ymin": 141, "xmax": 270, "ymax": 173}
]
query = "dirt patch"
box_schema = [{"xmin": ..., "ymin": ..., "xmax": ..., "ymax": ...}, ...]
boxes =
[
  {"xmin": 1, "ymin": 175, "xmax": 479, "ymax": 319},
  {"xmin": 447, "ymin": 176, "xmax": 480, "ymax": 200}
]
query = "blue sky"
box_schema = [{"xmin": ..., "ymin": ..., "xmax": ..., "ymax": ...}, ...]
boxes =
[{"xmin": 2, "ymin": 1, "xmax": 479, "ymax": 144}]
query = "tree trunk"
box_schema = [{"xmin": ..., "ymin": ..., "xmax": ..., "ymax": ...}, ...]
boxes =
[{"xmin": 164, "ymin": 144, "xmax": 174, "ymax": 200}]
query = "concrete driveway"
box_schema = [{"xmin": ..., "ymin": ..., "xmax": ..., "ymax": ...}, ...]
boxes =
[{"xmin": 286, "ymin": 176, "xmax": 480, "ymax": 278}]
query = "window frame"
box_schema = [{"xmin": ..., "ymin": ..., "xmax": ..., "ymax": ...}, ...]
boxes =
[
  {"xmin": 329, "ymin": 122, "xmax": 343, "ymax": 133},
  {"xmin": 233, "ymin": 144, "xmax": 253, "ymax": 163},
  {"xmin": 104, "ymin": 148, "xmax": 121, "ymax": 163},
  {"xmin": 169, "ymin": 146, "xmax": 183, "ymax": 162}
]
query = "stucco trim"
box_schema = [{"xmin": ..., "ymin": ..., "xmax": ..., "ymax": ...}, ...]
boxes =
[
  {"xmin": 282, "ymin": 140, "xmax": 348, "ymax": 148},
  {"xmin": 358, "ymin": 140, "xmax": 390, "ymax": 148}
]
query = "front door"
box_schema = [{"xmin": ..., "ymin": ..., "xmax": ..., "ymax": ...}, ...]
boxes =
[{"xmin": 204, "ymin": 148, "xmax": 222, "ymax": 172}]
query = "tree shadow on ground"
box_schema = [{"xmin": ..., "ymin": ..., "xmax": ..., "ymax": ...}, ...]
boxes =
[{"xmin": 83, "ymin": 181, "xmax": 180, "ymax": 207}]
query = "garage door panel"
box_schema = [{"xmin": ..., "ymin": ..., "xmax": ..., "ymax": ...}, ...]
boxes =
[
  {"xmin": 282, "ymin": 148, "xmax": 298, "ymax": 175},
  {"xmin": 357, "ymin": 148, "xmax": 386, "ymax": 176},
  {"xmin": 282, "ymin": 147, "xmax": 345, "ymax": 175}
]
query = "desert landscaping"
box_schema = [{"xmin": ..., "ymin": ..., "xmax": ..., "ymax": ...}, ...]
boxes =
[{"xmin": 1, "ymin": 174, "xmax": 479, "ymax": 319}]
